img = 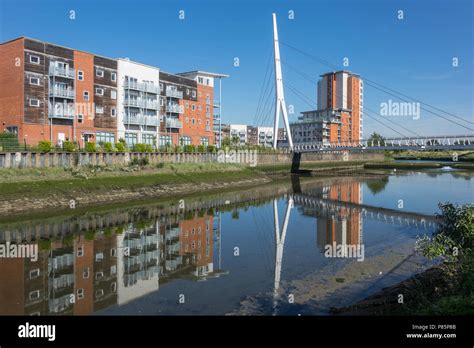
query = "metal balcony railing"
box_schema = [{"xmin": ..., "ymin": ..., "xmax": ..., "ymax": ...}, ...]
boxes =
[
  {"xmin": 48, "ymin": 107, "xmax": 75, "ymax": 119},
  {"xmin": 166, "ymin": 104, "xmax": 183, "ymax": 113},
  {"xmin": 165, "ymin": 118, "xmax": 183, "ymax": 129},
  {"xmin": 49, "ymin": 63, "xmax": 75, "ymax": 79},
  {"xmin": 124, "ymin": 81, "xmax": 160, "ymax": 94},
  {"xmin": 49, "ymin": 88, "xmax": 75, "ymax": 99},
  {"xmin": 125, "ymin": 114, "xmax": 161, "ymax": 126},
  {"xmin": 165, "ymin": 89, "xmax": 183, "ymax": 99},
  {"xmin": 124, "ymin": 99, "xmax": 145, "ymax": 108}
]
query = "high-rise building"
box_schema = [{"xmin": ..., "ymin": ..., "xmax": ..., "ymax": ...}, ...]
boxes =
[{"xmin": 291, "ymin": 70, "xmax": 363, "ymax": 146}]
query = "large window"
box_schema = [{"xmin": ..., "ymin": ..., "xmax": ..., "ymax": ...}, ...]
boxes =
[
  {"xmin": 200, "ymin": 137, "xmax": 209, "ymax": 146},
  {"xmin": 180, "ymin": 136, "xmax": 191, "ymax": 145},
  {"xmin": 159, "ymin": 135, "xmax": 172, "ymax": 147},
  {"xmin": 142, "ymin": 133, "xmax": 155, "ymax": 146},
  {"xmin": 125, "ymin": 133, "xmax": 138, "ymax": 147},
  {"xmin": 96, "ymin": 132, "xmax": 115, "ymax": 144}
]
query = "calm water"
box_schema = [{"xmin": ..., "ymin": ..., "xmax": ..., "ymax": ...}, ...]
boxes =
[{"xmin": 0, "ymin": 170, "xmax": 472, "ymax": 315}]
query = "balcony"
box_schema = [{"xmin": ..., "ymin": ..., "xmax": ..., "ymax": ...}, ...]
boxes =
[
  {"xmin": 165, "ymin": 88, "xmax": 183, "ymax": 99},
  {"xmin": 48, "ymin": 106, "xmax": 75, "ymax": 120},
  {"xmin": 165, "ymin": 118, "xmax": 183, "ymax": 129},
  {"xmin": 124, "ymin": 99, "xmax": 145, "ymax": 108},
  {"xmin": 49, "ymin": 63, "xmax": 75, "ymax": 79},
  {"xmin": 124, "ymin": 81, "xmax": 160, "ymax": 94},
  {"xmin": 49, "ymin": 88, "xmax": 75, "ymax": 99},
  {"xmin": 213, "ymin": 101, "xmax": 220, "ymax": 108},
  {"xmin": 166, "ymin": 104, "xmax": 183, "ymax": 114},
  {"xmin": 125, "ymin": 114, "xmax": 161, "ymax": 126},
  {"xmin": 145, "ymin": 100, "xmax": 159, "ymax": 110}
]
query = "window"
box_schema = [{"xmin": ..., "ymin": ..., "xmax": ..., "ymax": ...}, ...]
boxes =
[
  {"xmin": 185, "ymin": 102, "xmax": 189, "ymax": 109},
  {"xmin": 29, "ymin": 269, "xmax": 40, "ymax": 279},
  {"xmin": 29, "ymin": 76, "xmax": 40, "ymax": 86},
  {"xmin": 96, "ymin": 69, "xmax": 104, "ymax": 77},
  {"xmin": 83, "ymin": 91, "xmax": 90, "ymax": 101},
  {"xmin": 83, "ymin": 267, "xmax": 89, "ymax": 279},
  {"xmin": 201, "ymin": 137, "xmax": 209, "ymax": 146},
  {"xmin": 95, "ymin": 289, "xmax": 104, "ymax": 298},
  {"xmin": 96, "ymin": 132, "xmax": 115, "ymax": 144},
  {"xmin": 185, "ymin": 117, "xmax": 189, "ymax": 123},
  {"xmin": 180, "ymin": 136, "xmax": 191, "ymax": 145},
  {"xmin": 186, "ymin": 88, "xmax": 190, "ymax": 95},
  {"xmin": 159, "ymin": 135, "xmax": 172, "ymax": 147},
  {"xmin": 77, "ymin": 245, "xmax": 84, "ymax": 257},
  {"xmin": 110, "ymin": 282, "xmax": 117, "ymax": 293},
  {"xmin": 77, "ymin": 114, "xmax": 83, "ymax": 124},
  {"xmin": 29, "ymin": 55, "xmax": 40, "ymax": 64},
  {"xmin": 111, "ymin": 90, "xmax": 117, "ymax": 99},
  {"xmin": 95, "ymin": 272, "xmax": 104, "ymax": 280},
  {"xmin": 78, "ymin": 70, "xmax": 84, "ymax": 81},
  {"xmin": 95, "ymin": 105, "xmax": 104, "ymax": 114},
  {"xmin": 29, "ymin": 98, "xmax": 40, "ymax": 107},
  {"xmin": 111, "ymin": 108, "xmax": 116, "ymax": 117},
  {"xmin": 29, "ymin": 290, "xmax": 40, "ymax": 300},
  {"xmin": 198, "ymin": 91, "xmax": 202, "ymax": 97},
  {"xmin": 95, "ymin": 252, "xmax": 104, "ymax": 262},
  {"xmin": 142, "ymin": 133, "xmax": 155, "ymax": 145},
  {"xmin": 111, "ymin": 72, "xmax": 116, "ymax": 81},
  {"xmin": 192, "ymin": 90, "xmax": 196, "ymax": 98},
  {"xmin": 198, "ymin": 77, "xmax": 203, "ymax": 84},
  {"xmin": 95, "ymin": 87, "xmax": 104, "ymax": 96},
  {"xmin": 191, "ymin": 104, "xmax": 196, "ymax": 111},
  {"xmin": 192, "ymin": 118, "xmax": 195, "ymax": 125},
  {"xmin": 77, "ymin": 289, "xmax": 84, "ymax": 300},
  {"xmin": 110, "ymin": 265, "xmax": 117, "ymax": 275},
  {"xmin": 125, "ymin": 133, "xmax": 138, "ymax": 147},
  {"xmin": 198, "ymin": 105, "xmax": 202, "ymax": 111}
]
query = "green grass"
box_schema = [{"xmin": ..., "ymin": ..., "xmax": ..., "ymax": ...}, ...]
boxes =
[
  {"xmin": 390, "ymin": 150, "xmax": 474, "ymax": 162},
  {"xmin": 0, "ymin": 165, "xmax": 262, "ymax": 200}
]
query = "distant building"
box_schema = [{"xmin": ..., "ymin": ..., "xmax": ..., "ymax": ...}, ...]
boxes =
[
  {"xmin": 291, "ymin": 70, "xmax": 363, "ymax": 146},
  {"xmin": 246, "ymin": 125, "xmax": 258, "ymax": 146},
  {"xmin": 257, "ymin": 126, "xmax": 274, "ymax": 147},
  {"xmin": 229, "ymin": 124, "xmax": 247, "ymax": 145}
]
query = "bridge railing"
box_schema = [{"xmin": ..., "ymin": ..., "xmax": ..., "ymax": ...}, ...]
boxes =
[{"xmin": 292, "ymin": 134, "xmax": 474, "ymax": 152}]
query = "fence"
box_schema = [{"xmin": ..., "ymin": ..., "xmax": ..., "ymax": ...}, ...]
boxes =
[{"xmin": 0, "ymin": 151, "xmax": 383, "ymax": 169}]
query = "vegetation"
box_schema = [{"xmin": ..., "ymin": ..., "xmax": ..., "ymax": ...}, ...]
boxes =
[
  {"xmin": 63, "ymin": 141, "xmax": 77, "ymax": 152},
  {"xmin": 0, "ymin": 132, "xmax": 20, "ymax": 151},
  {"xmin": 115, "ymin": 142, "xmax": 126, "ymax": 152},
  {"xmin": 85, "ymin": 142, "xmax": 96, "ymax": 152},
  {"xmin": 367, "ymin": 132, "xmax": 386, "ymax": 146},
  {"xmin": 38, "ymin": 140, "xmax": 53, "ymax": 153},
  {"xmin": 104, "ymin": 142, "xmax": 114, "ymax": 152},
  {"xmin": 412, "ymin": 203, "xmax": 474, "ymax": 314}
]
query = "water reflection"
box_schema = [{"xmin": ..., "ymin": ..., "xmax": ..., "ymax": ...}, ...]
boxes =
[{"xmin": 0, "ymin": 173, "xmax": 466, "ymax": 316}]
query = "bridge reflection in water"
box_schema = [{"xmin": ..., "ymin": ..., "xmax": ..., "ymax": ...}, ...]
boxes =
[{"xmin": 0, "ymin": 177, "xmax": 438, "ymax": 315}]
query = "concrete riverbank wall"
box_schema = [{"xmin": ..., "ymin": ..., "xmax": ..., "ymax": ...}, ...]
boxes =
[{"xmin": 0, "ymin": 151, "xmax": 384, "ymax": 169}]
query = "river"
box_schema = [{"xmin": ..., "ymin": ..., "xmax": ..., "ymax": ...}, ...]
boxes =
[{"xmin": 0, "ymin": 169, "xmax": 472, "ymax": 315}]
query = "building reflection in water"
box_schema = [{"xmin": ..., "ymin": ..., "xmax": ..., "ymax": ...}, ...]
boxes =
[{"xmin": 0, "ymin": 210, "xmax": 223, "ymax": 315}]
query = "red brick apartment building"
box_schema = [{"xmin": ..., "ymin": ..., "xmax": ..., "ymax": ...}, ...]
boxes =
[
  {"xmin": 0, "ymin": 37, "xmax": 228, "ymax": 148},
  {"xmin": 0, "ymin": 37, "xmax": 117, "ymax": 147},
  {"xmin": 291, "ymin": 70, "xmax": 363, "ymax": 146}
]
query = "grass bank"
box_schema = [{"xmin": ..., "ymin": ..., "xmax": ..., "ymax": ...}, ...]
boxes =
[{"xmin": 388, "ymin": 150, "xmax": 474, "ymax": 162}]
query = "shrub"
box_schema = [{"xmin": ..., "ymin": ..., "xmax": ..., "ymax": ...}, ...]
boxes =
[
  {"xmin": 104, "ymin": 142, "xmax": 114, "ymax": 152},
  {"xmin": 184, "ymin": 144, "xmax": 195, "ymax": 153},
  {"xmin": 38, "ymin": 140, "xmax": 53, "ymax": 153},
  {"xmin": 133, "ymin": 143, "xmax": 147, "ymax": 153},
  {"xmin": 207, "ymin": 145, "xmax": 216, "ymax": 153},
  {"xmin": 0, "ymin": 132, "xmax": 20, "ymax": 150},
  {"xmin": 156, "ymin": 162, "xmax": 164, "ymax": 169},
  {"xmin": 63, "ymin": 141, "xmax": 77, "ymax": 152},
  {"xmin": 197, "ymin": 145, "xmax": 205, "ymax": 153},
  {"xmin": 145, "ymin": 144, "xmax": 153, "ymax": 153},
  {"xmin": 115, "ymin": 142, "xmax": 126, "ymax": 152},
  {"xmin": 85, "ymin": 142, "xmax": 96, "ymax": 152}
]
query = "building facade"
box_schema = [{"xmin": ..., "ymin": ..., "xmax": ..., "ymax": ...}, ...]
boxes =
[
  {"xmin": 291, "ymin": 70, "xmax": 363, "ymax": 146},
  {"xmin": 0, "ymin": 37, "xmax": 227, "ymax": 149}
]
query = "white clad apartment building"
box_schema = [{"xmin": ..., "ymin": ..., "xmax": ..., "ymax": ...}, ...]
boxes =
[{"xmin": 117, "ymin": 58, "xmax": 161, "ymax": 147}]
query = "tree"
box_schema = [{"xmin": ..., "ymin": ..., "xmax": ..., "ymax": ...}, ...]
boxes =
[
  {"xmin": 231, "ymin": 135, "xmax": 240, "ymax": 146},
  {"xmin": 368, "ymin": 132, "xmax": 386, "ymax": 146},
  {"xmin": 222, "ymin": 136, "xmax": 231, "ymax": 147}
]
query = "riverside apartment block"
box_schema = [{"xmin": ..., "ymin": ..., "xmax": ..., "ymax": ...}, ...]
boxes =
[
  {"xmin": 0, "ymin": 37, "xmax": 228, "ymax": 148},
  {"xmin": 291, "ymin": 70, "xmax": 363, "ymax": 146}
]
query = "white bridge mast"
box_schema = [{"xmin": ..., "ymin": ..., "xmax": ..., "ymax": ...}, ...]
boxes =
[{"xmin": 272, "ymin": 13, "xmax": 293, "ymax": 150}]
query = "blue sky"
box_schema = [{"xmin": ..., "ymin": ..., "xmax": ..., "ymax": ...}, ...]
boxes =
[{"xmin": 1, "ymin": 0, "xmax": 472, "ymax": 137}]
